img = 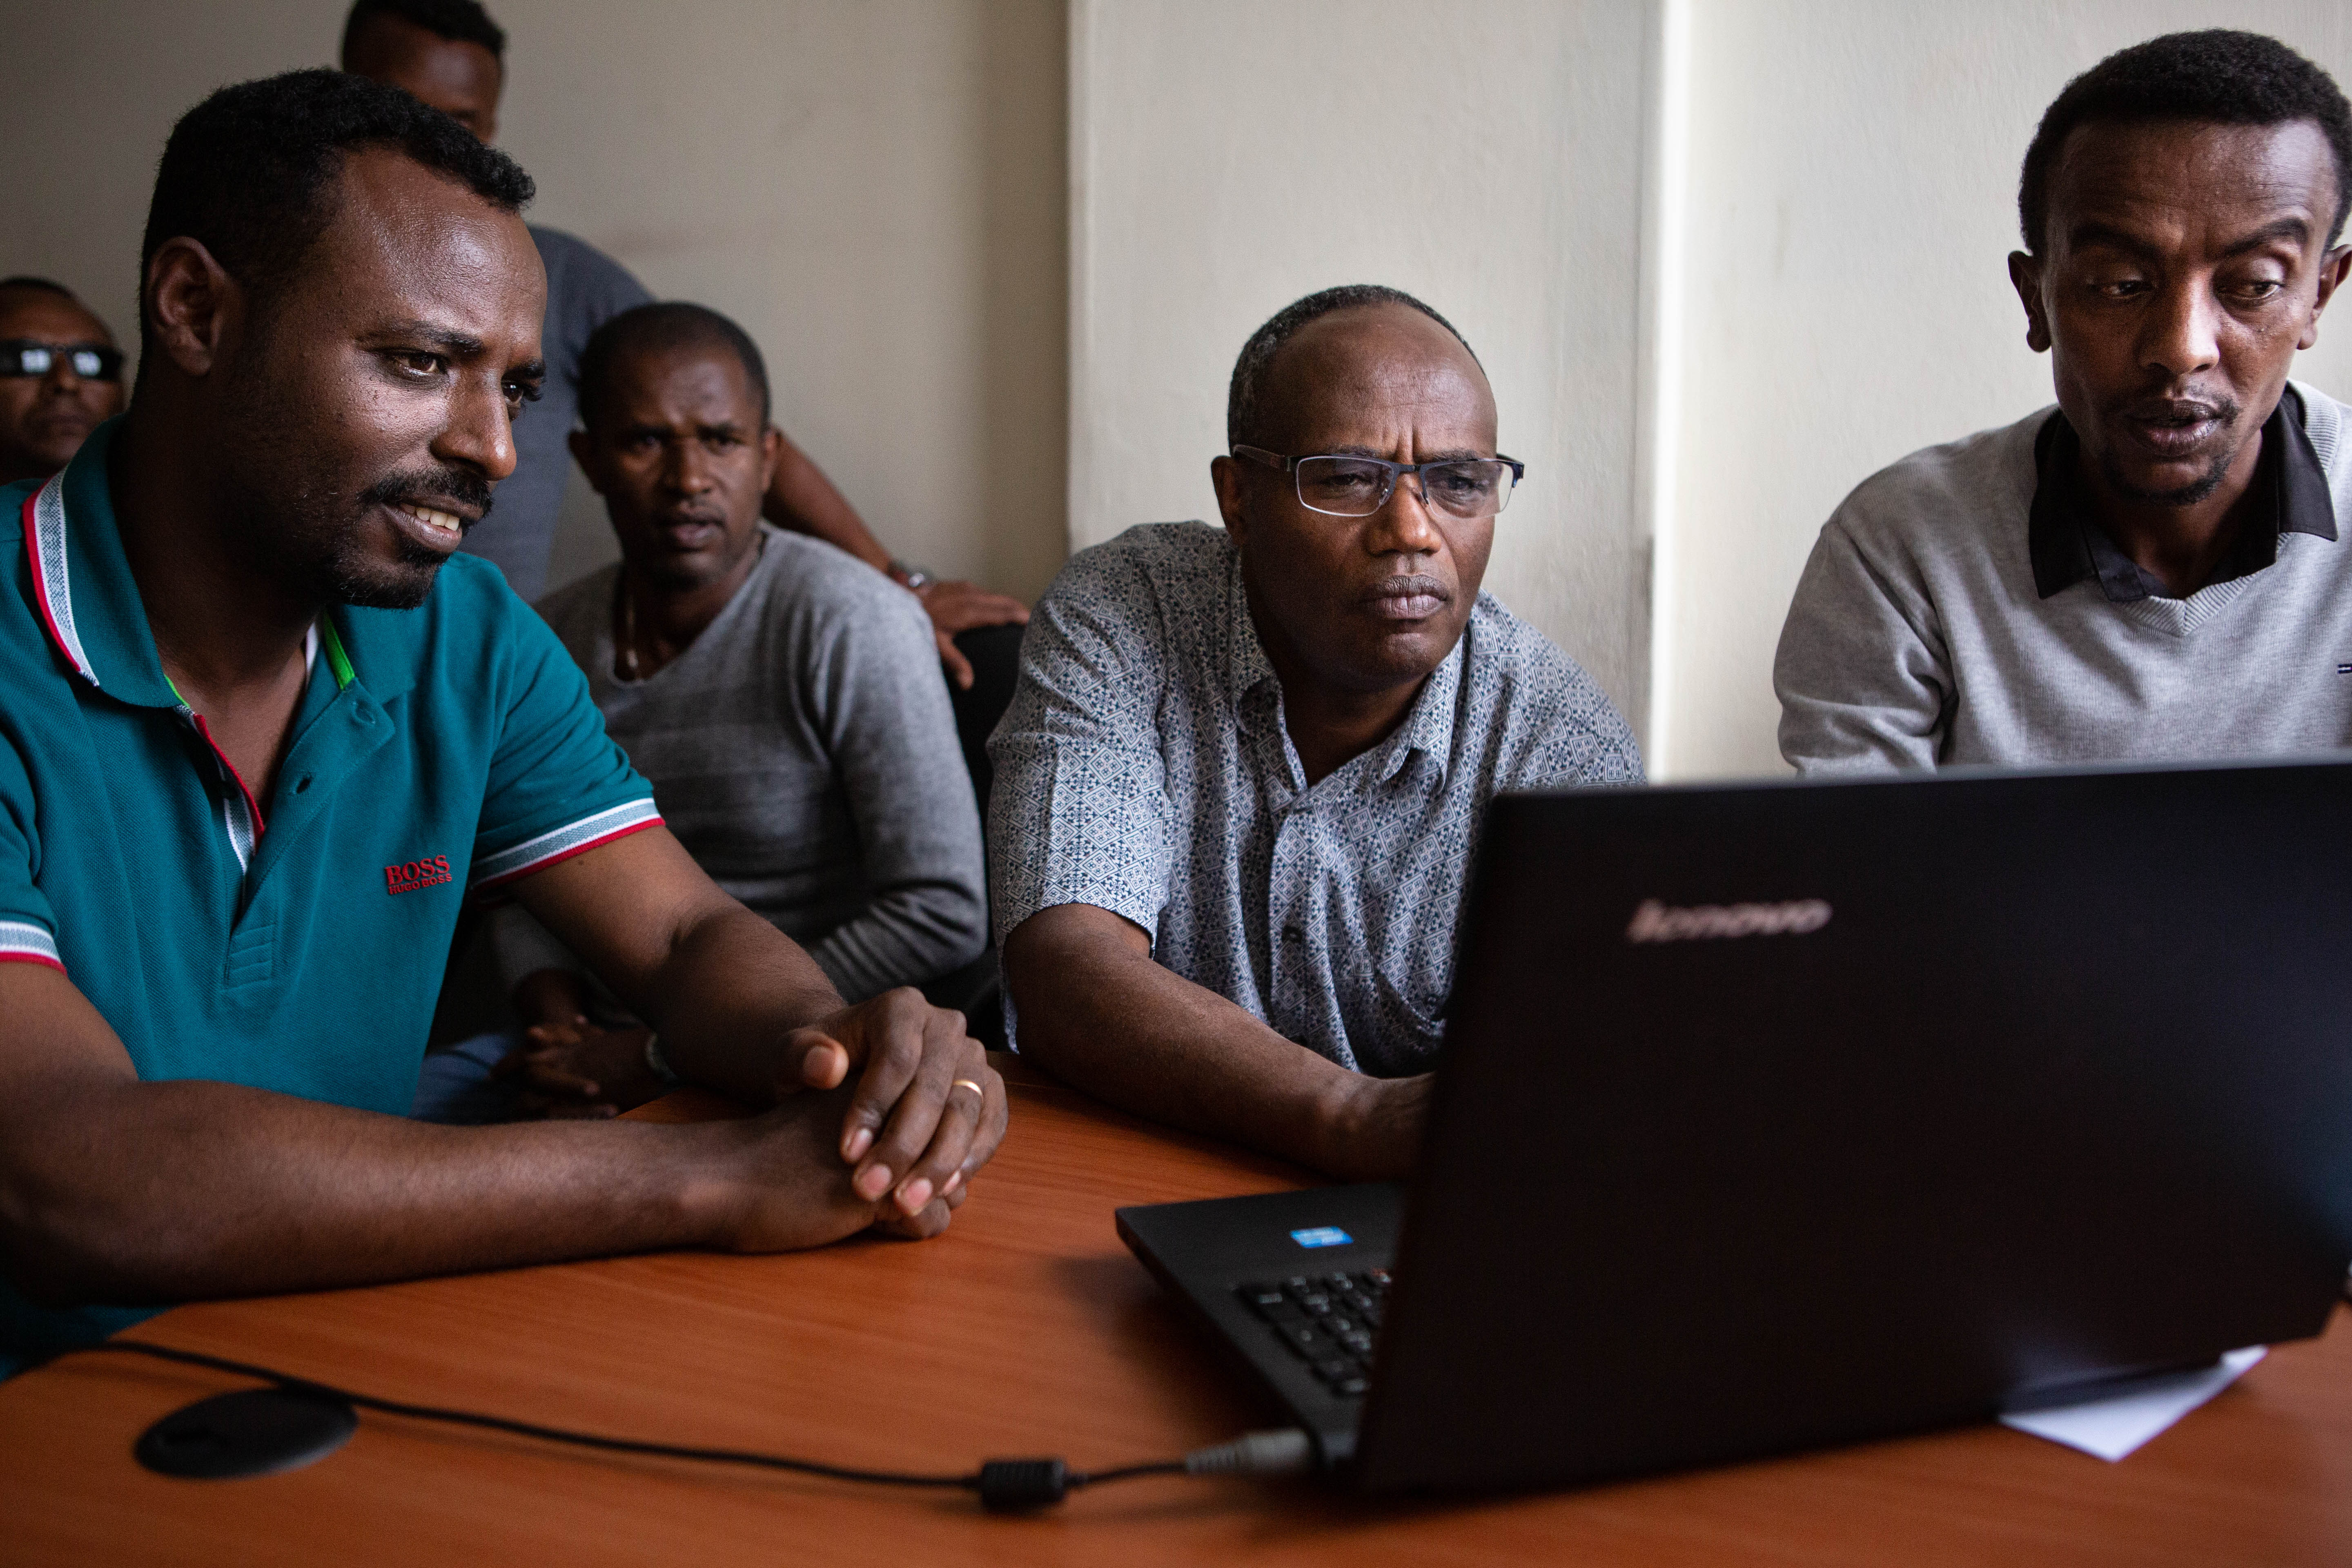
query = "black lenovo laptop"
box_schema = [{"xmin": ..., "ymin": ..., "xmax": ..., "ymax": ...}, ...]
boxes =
[{"xmin": 1117, "ymin": 760, "xmax": 2352, "ymax": 1494}]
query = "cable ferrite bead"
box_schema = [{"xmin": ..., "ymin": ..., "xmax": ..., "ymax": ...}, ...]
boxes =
[{"xmin": 977, "ymin": 1457, "xmax": 1069, "ymax": 1510}]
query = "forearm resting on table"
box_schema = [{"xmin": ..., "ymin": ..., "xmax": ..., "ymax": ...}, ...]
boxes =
[
  {"xmin": 509, "ymin": 829, "xmax": 1005, "ymax": 1229},
  {"xmin": 0, "ymin": 970, "xmax": 738, "ymax": 1307},
  {"xmin": 509, "ymin": 828, "xmax": 844, "ymax": 1108},
  {"xmin": 1004, "ymin": 902, "xmax": 1385, "ymax": 1177}
]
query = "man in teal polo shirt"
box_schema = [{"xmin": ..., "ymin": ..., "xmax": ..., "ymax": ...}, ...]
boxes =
[{"xmin": 0, "ymin": 69, "xmax": 1007, "ymax": 1376}]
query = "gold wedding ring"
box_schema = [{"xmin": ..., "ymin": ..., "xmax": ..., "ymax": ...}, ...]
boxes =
[{"xmin": 950, "ymin": 1078, "xmax": 986, "ymax": 1100}]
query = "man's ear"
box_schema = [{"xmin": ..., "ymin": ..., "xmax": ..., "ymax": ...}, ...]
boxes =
[
  {"xmin": 2007, "ymin": 251, "xmax": 2052, "ymax": 354},
  {"xmin": 1211, "ymin": 454, "xmax": 1249, "ymax": 548},
  {"xmin": 2299, "ymin": 244, "xmax": 2352, "ymax": 350},
  {"xmin": 568, "ymin": 428, "xmax": 609, "ymax": 497},
  {"xmin": 759, "ymin": 423, "xmax": 784, "ymax": 495},
  {"xmin": 143, "ymin": 237, "xmax": 241, "ymax": 379}
]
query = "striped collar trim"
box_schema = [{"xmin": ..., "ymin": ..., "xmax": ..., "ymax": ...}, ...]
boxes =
[
  {"xmin": 22, "ymin": 461, "xmax": 358, "ymax": 703},
  {"xmin": 23, "ymin": 476, "xmax": 98, "ymax": 688},
  {"xmin": 469, "ymin": 800, "xmax": 664, "ymax": 893}
]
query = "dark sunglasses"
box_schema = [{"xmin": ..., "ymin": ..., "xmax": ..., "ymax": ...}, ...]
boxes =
[{"xmin": 1, "ymin": 339, "xmax": 125, "ymax": 383}]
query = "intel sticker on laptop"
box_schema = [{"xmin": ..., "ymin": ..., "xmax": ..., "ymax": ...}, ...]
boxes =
[{"xmin": 1290, "ymin": 1226, "xmax": 1352, "ymax": 1249}]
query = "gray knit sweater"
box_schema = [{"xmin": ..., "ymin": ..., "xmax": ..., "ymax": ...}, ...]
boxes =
[
  {"xmin": 502, "ymin": 526, "xmax": 985, "ymax": 1001},
  {"xmin": 1775, "ymin": 381, "xmax": 2352, "ymax": 773}
]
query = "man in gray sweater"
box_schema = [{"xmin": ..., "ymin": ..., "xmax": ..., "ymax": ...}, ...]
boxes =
[
  {"xmin": 1776, "ymin": 30, "xmax": 2352, "ymax": 773},
  {"xmin": 421, "ymin": 303, "xmax": 986, "ymax": 1118},
  {"xmin": 342, "ymin": 0, "xmax": 1031, "ymax": 685}
]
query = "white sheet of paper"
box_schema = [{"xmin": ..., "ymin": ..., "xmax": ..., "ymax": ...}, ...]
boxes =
[{"xmin": 1999, "ymin": 1346, "xmax": 2267, "ymax": 1461}]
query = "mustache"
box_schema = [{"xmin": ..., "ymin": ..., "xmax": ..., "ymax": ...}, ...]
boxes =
[
  {"xmin": 360, "ymin": 466, "xmax": 495, "ymax": 526},
  {"xmin": 2116, "ymin": 393, "xmax": 2241, "ymax": 426}
]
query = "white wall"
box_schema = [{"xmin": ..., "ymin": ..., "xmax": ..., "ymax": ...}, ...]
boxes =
[
  {"xmin": 1070, "ymin": 0, "xmax": 1654, "ymax": 728},
  {"xmin": 0, "ymin": 0, "xmax": 1067, "ymax": 605},
  {"xmin": 1655, "ymin": 0, "xmax": 2352, "ymax": 779}
]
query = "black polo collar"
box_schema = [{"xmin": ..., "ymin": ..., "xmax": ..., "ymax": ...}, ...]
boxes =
[{"xmin": 2028, "ymin": 385, "xmax": 2336, "ymax": 602}]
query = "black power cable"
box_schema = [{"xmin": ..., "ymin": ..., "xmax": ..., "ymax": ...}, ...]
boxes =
[{"xmin": 45, "ymin": 1340, "xmax": 1308, "ymax": 1510}]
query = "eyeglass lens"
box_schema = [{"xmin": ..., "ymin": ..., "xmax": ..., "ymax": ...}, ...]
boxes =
[
  {"xmin": 3, "ymin": 342, "xmax": 123, "ymax": 382},
  {"xmin": 1295, "ymin": 456, "xmax": 1515, "ymax": 519}
]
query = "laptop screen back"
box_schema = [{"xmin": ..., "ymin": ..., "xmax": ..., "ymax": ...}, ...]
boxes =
[{"xmin": 1355, "ymin": 761, "xmax": 2352, "ymax": 1494}]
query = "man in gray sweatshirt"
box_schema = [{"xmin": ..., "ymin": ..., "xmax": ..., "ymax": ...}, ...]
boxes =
[
  {"xmin": 419, "ymin": 302, "xmax": 986, "ymax": 1118},
  {"xmin": 1776, "ymin": 30, "xmax": 2352, "ymax": 773}
]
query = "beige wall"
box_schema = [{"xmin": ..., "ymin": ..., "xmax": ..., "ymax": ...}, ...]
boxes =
[
  {"xmin": 2, "ymin": 2, "xmax": 329, "ymax": 344},
  {"xmin": 0, "ymin": 0, "xmax": 1068, "ymax": 605},
  {"xmin": 13, "ymin": 2, "xmax": 2352, "ymax": 769},
  {"xmin": 1653, "ymin": 0, "xmax": 2352, "ymax": 779},
  {"xmin": 1069, "ymin": 0, "xmax": 1655, "ymax": 729}
]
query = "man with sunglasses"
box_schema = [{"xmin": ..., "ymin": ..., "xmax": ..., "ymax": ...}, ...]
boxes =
[
  {"xmin": 0, "ymin": 278, "xmax": 125, "ymax": 488},
  {"xmin": 989, "ymin": 285, "xmax": 1641, "ymax": 1178}
]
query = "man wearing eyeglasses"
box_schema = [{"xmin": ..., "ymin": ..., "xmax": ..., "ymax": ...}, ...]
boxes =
[
  {"xmin": 989, "ymin": 285, "xmax": 1642, "ymax": 1178},
  {"xmin": 0, "ymin": 278, "xmax": 125, "ymax": 488}
]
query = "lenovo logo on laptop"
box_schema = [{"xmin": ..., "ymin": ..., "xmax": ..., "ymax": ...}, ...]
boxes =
[{"xmin": 1626, "ymin": 898, "xmax": 1832, "ymax": 943}]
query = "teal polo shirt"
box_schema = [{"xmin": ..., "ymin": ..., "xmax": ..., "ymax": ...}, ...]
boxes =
[{"xmin": 0, "ymin": 421, "xmax": 660, "ymax": 1373}]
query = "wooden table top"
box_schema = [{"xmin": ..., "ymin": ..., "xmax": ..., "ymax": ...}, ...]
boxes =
[{"xmin": 4, "ymin": 1061, "xmax": 2347, "ymax": 1566}]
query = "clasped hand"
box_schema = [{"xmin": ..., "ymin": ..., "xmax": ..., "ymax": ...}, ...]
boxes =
[
  {"xmin": 500, "ymin": 987, "xmax": 1007, "ymax": 1247},
  {"xmin": 777, "ymin": 987, "xmax": 1007, "ymax": 1238}
]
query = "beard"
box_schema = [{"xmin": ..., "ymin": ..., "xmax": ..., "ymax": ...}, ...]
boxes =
[
  {"xmin": 2095, "ymin": 393, "xmax": 2246, "ymax": 510},
  {"xmin": 2098, "ymin": 442, "xmax": 2239, "ymax": 510},
  {"xmin": 234, "ymin": 463, "xmax": 493, "ymax": 610},
  {"xmin": 209, "ymin": 368, "xmax": 496, "ymax": 610}
]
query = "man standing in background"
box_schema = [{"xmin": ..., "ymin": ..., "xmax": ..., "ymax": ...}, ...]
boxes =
[
  {"xmin": 339, "ymin": 0, "xmax": 1026, "ymax": 684},
  {"xmin": 0, "ymin": 278, "xmax": 125, "ymax": 488}
]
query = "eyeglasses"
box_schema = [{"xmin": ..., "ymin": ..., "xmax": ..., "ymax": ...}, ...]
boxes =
[
  {"xmin": 1231, "ymin": 444, "xmax": 1523, "ymax": 519},
  {"xmin": 0, "ymin": 339, "xmax": 125, "ymax": 383}
]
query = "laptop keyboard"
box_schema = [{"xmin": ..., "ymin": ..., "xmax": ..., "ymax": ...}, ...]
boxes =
[{"xmin": 1235, "ymin": 1270, "xmax": 1390, "ymax": 1399}]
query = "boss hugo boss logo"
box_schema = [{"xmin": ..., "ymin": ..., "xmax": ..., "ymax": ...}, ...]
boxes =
[
  {"xmin": 385, "ymin": 854, "xmax": 454, "ymax": 895},
  {"xmin": 1625, "ymin": 897, "xmax": 1833, "ymax": 943}
]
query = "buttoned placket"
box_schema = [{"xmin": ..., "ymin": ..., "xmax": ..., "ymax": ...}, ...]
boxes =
[
  {"xmin": 1222, "ymin": 554, "xmax": 1463, "ymax": 1066},
  {"xmin": 1265, "ymin": 724, "xmax": 1320, "ymax": 1051},
  {"xmin": 168, "ymin": 620, "xmax": 396, "ymax": 991}
]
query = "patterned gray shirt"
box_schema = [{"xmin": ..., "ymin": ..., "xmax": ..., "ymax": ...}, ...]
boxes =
[{"xmin": 987, "ymin": 522, "xmax": 1643, "ymax": 1076}]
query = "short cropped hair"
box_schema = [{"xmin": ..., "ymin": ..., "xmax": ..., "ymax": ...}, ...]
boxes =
[
  {"xmin": 1227, "ymin": 284, "xmax": 1478, "ymax": 450},
  {"xmin": 341, "ymin": 0, "xmax": 507, "ymax": 64},
  {"xmin": 2020, "ymin": 29, "xmax": 2352, "ymax": 254},
  {"xmin": 577, "ymin": 302, "xmax": 773, "ymax": 432},
  {"xmin": 138, "ymin": 69, "xmax": 533, "ymax": 366},
  {"xmin": 0, "ymin": 276, "xmax": 80, "ymax": 302}
]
